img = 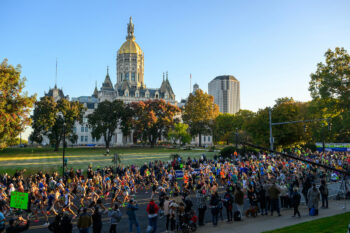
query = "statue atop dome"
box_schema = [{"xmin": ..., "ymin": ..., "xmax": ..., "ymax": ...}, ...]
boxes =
[{"xmin": 127, "ymin": 16, "xmax": 135, "ymax": 40}]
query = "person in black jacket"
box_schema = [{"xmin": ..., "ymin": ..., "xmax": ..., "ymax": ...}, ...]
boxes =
[
  {"xmin": 210, "ymin": 192, "xmax": 219, "ymax": 226},
  {"xmin": 60, "ymin": 215, "xmax": 73, "ymax": 233},
  {"xmin": 6, "ymin": 216, "xmax": 30, "ymax": 233},
  {"xmin": 92, "ymin": 207, "xmax": 102, "ymax": 233},
  {"xmin": 291, "ymin": 187, "xmax": 301, "ymax": 218},
  {"xmin": 48, "ymin": 214, "xmax": 61, "ymax": 233}
]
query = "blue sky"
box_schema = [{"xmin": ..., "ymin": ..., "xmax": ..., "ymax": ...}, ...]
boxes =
[{"xmin": 1, "ymin": 0, "xmax": 349, "ymax": 111}]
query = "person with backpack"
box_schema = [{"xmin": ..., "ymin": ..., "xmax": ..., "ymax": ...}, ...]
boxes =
[
  {"xmin": 146, "ymin": 199, "xmax": 159, "ymax": 233},
  {"xmin": 223, "ymin": 189, "xmax": 233, "ymax": 222},
  {"xmin": 108, "ymin": 204, "xmax": 122, "ymax": 233},
  {"xmin": 291, "ymin": 187, "xmax": 301, "ymax": 218}
]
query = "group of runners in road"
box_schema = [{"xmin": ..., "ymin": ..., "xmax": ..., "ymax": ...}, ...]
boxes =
[{"xmin": 0, "ymin": 149, "xmax": 348, "ymax": 233}]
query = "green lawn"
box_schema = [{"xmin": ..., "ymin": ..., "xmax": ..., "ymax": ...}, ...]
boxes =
[
  {"xmin": 0, "ymin": 147, "xmax": 215, "ymax": 175},
  {"xmin": 263, "ymin": 212, "xmax": 350, "ymax": 233}
]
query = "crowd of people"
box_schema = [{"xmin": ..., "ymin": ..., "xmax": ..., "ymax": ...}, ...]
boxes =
[{"xmin": 0, "ymin": 149, "xmax": 348, "ymax": 233}]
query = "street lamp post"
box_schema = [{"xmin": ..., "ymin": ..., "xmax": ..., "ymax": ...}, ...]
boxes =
[
  {"xmin": 57, "ymin": 112, "xmax": 66, "ymax": 177},
  {"xmin": 235, "ymin": 128, "xmax": 238, "ymax": 150}
]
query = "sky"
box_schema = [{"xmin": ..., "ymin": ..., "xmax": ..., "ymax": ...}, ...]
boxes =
[{"xmin": 1, "ymin": 0, "xmax": 350, "ymax": 112}]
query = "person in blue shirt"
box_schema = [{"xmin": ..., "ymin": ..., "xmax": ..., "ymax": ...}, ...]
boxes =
[{"xmin": 0, "ymin": 207, "xmax": 5, "ymax": 233}]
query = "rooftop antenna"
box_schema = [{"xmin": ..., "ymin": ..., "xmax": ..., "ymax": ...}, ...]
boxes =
[{"xmin": 55, "ymin": 58, "xmax": 58, "ymax": 88}]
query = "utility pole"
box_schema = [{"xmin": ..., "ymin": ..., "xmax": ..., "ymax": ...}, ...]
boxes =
[{"xmin": 269, "ymin": 108, "xmax": 273, "ymax": 151}]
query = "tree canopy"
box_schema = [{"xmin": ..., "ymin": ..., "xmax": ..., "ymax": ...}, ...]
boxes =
[
  {"xmin": 130, "ymin": 99, "xmax": 180, "ymax": 147},
  {"xmin": 31, "ymin": 97, "xmax": 85, "ymax": 151},
  {"xmin": 87, "ymin": 100, "xmax": 125, "ymax": 149},
  {"xmin": 182, "ymin": 89, "xmax": 219, "ymax": 146},
  {"xmin": 0, "ymin": 59, "xmax": 36, "ymax": 149}
]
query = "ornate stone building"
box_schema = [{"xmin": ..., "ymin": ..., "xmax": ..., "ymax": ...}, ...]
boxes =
[
  {"xmin": 95, "ymin": 17, "xmax": 176, "ymax": 105},
  {"xmin": 71, "ymin": 17, "xmax": 176, "ymax": 146}
]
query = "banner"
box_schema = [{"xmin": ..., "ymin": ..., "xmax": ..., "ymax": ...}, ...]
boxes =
[
  {"xmin": 316, "ymin": 143, "xmax": 350, "ymax": 152},
  {"xmin": 10, "ymin": 192, "xmax": 28, "ymax": 210}
]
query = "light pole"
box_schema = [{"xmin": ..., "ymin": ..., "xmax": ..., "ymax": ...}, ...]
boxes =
[
  {"xmin": 269, "ymin": 108, "xmax": 273, "ymax": 151},
  {"xmin": 235, "ymin": 128, "xmax": 238, "ymax": 150},
  {"xmin": 57, "ymin": 112, "xmax": 66, "ymax": 177}
]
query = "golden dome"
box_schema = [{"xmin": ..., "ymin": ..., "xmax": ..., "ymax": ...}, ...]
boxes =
[{"xmin": 118, "ymin": 38, "xmax": 142, "ymax": 55}]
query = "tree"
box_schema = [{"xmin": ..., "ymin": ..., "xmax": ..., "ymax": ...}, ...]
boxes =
[
  {"xmin": 168, "ymin": 123, "xmax": 191, "ymax": 145},
  {"xmin": 31, "ymin": 97, "xmax": 85, "ymax": 151},
  {"xmin": 213, "ymin": 110, "xmax": 255, "ymax": 144},
  {"xmin": 309, "ymin": 47, "xmax": 350, "ymax": 111},
  {"xmin": 182, "ymin": 89, "xmax": 219, "ymax": 146},
  {"xmin": 88, "ymin": 100, "xmax": 124, "ymax": 149},
  {"xmin": 0, "ymin": 59, "xmax": 36, "ymax": 149},
  {"xmin": 130, "ymin": 99, "xmax": 180, "ymax": 147},
  {"xmin": 309, "ymin": 47, "xmax": 350, "ymax": 142},
  {"xmin": 213, "ymin": 113, "xmax": 236, "ymax": 144}
]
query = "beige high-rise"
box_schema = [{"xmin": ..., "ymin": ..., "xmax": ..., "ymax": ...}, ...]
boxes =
[{"xmin": 208, "ymin": 75, "xmax": 240, "ymax": 114}]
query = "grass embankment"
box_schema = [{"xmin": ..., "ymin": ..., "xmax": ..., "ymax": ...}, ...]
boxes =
[
  {"xmin": 0, "ymin": 147, "xmax": 215, "ymax": 175},
  {"xmin": 263, "ymin": 212, "xmax": 350, "ymax": 233}
]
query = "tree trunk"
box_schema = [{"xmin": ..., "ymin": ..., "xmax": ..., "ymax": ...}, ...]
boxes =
[
  {"xmin": 199, "ymin": 133, "xmax": 202, "ymax": 147},
  {"xmin": 54, "ymin": 142, "xmax": 59, "ymax": 151}
]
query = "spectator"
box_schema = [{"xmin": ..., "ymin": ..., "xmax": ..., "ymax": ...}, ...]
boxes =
[
  {"xmin": 269, "ymin": 182, "xmax": 281, "ymax": 216},
  {"xmin": 163, "ymin": 196, "xmax": 171, "ymax": 231},
  {"xmin": 209, "ymin": 192, "xmax": 219, "ymax": 226},
  {"xmin": 307, "ymin": 183, "xmax": 321, "ymax": 216},
  {"xmin": 196, "ymin": 187, "xmax": 207, "ymax": 226},
  {"xmin": 223, "ymin": 188, "xmax": 233, "ymax": 222},
  {"xmin": 127, "ymin": 199, "xmax": 140, "ymax": 233},
  {"xmin": 77, "ymin": 208, "xmax": 92, "ymax": 233},
  {"xmin": 6, "ymin": 216, "xmax": 30, "ymax": 233},
  {"xmin": 0, "ymin": 207, "xmax": 5, "ymax": 233},
  {"xmin": 108, "ymin": 204, "xmax": 122, "ymax": 233},
  {"xmin": 291, "ymin": 187, "xmax": 301, "ymax": 218},
  {"xmin": 234, "ymin": 186, "xmax": 244, "ymax": 219},
  {"xmin": 48, "ymin": 214, "xmax": 61, "ymax": 233},
  {"xmin": 146, "ymin": 199, "xmax": 159, "ymax": 233},
  {"xmin": 92, "ymin": 207, "xmax": 102, "ymax": 233},
  {"xmin": 60, "ymin": 215, "xmax": 73, "ymax": 233},
  {"xmin": 319, "ymin": 180, "xmax": 328, "ymax": 208}
]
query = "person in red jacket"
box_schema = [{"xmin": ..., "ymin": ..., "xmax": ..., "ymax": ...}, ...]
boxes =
[{"xmin": 146, "ymin": 199, "xmax": 159, "ymax": 233}]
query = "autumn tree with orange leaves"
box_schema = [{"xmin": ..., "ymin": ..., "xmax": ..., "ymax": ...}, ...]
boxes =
[{"xmin": 130, "ymin": 99, "xmax": 180, "ymax": 147}]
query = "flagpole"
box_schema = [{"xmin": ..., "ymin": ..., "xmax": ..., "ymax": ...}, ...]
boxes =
[{"xmin": 190, "ymin": 73, "xmax": 192, "ymax": 94}]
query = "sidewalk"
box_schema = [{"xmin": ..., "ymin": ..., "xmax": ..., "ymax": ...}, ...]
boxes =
[{"xmin": 200, "ymin": 200, "xmax": 350, "ymax": 233}]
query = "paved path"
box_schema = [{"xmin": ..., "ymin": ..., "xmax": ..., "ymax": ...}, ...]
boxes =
[{"xmin": 199, "ymin": 199, "xmax": 350, "ymax": 233}]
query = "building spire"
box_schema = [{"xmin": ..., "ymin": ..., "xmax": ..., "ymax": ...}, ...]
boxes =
[
  {"xmin": 127, "ymin": 16, "xmax": 135, "ymax": 40},
  {"xmin": 166, "ymin": 71, "xmax": 168, "ymax": 81},
  {"xmin": 163, "ymin": 72, "xmax": 165, "ymax": 81},
  {"xmin": 107, "ymin": 66, "xmax": 109, "ymax": 75},
  {"xmin": 55, "ymin": 58, "xmax": 58, "ymax": 88}
]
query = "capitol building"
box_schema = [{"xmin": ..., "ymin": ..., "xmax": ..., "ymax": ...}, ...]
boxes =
[{"xmin": 70, "ymin": 17, "xmax": 176, "ymax": 146}]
